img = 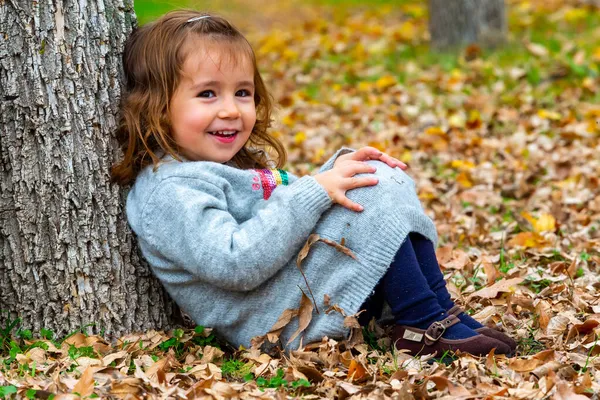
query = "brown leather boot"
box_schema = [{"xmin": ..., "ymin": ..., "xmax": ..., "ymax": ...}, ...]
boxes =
[
  {"xmin": 448, "ymin": 305, "xmax": 517, "ymax": 353},
  {"xmin": 392, "ymin": 315, "xmax": 511, "ymax": 357}
]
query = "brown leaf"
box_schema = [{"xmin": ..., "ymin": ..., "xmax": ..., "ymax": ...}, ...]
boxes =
[
  {"xmin": 565, "ymin": 319, "xmax": 599, "ymax": 343},
  {"xmin": 531, "ymin": 361, "xmax": 563, "ymax": 379},
  {"xmin": 468, "ymin": 277, "xmax": 524, "ymax": 300},
  {"xmin": 508, "ymin": 357, "xmax": 545, "ymax": 372},
  {"xmin": 576, "ymin": 371, "xmax": 593, "ymax": 395},
  {"xmin": 547, "ymin": 315, "xmax": 570, "ymax": 337},
  {"xmin": 485, "ymin": 348, "xmax": 498, "ymax": 375},
  {"xmin": 271, "ymin": 308, "xmax": 300, "ymax": 333},
  {"xmin": 436, "ymin": 246, "xmax": 469, "ymax": 270},
  {"xmin": 72, "ymin": 366, "xmax": 97, "ymax": 397},
  {"xmin": 296, "ymin": 365, "xmax": 324, "ymax": 383},
  {"xmin": 296, "ymin": 233, "xmax": 321, "ymax": 268},
  {"xmin": 325, "ymin": 303, "xmax": 346, "ymax": 316},
  {"xmin": 536, "ymin": 300, "xmax": 552, "ymax": 331},
  {"xmin": 110, "ymin": 378, "xmax": 143, "ymax": 396},
  {"xmin": 347, "ymin": 359, "xmax": 368, "ymax": 382},
  {"xmin": 482, "ymin": 258, "xmax": 500, "ymax": 284},
  {"xmin": 554, "ymin": 380, "xmax": 589, "ymax": 400},
  {"xmin": 426, "ymin": 376, "xmax": 472, "ymax": 396},
  {"xmin": 566, "ymin": 258, "xmax": 579, "ymax": 278},
  {"xmin": 185, "ymin": 378, "xmax": 214, "ymax": 398},
  {"xmin": 319, "ymin": 237, "xmax": 357, "ymax": 260},
  {"xmin": 343, "ymin": 316, "xmax": 361, "ymax": 329},
  {"xmin": 256, "ymin": 307, "xmax": 299, "ymax": 344},
  {"xmin": 533, "ymin": 349, "xmax": 556, "ymax": 362},
  {"xmin": 296, "ymin": 234, "xmax": 321, "ymax": 313},
  {"xmin": 287, "ymin": 292, "xmax": 315, "ymax": 345}
]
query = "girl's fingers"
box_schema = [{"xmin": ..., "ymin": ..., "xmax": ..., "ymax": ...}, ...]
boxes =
[
  {"xmin": 379, "ymin": 153, "xmax": 407, "ymax": 169},
  {"xmin": 337, "ymin": 196, "xmax": 364, "ymax": 212},
  {"xmin": 345, "ymin": 161, "xmax": 377, "ymax": 175},
  {"xmin": 351, "ymin": 147, "xmax": 381, "ymax": 161},
  {"xmin": 346, "ymin": 176, "xmax": 379, "ymax": 189},
  {"xmin": 351, "ymin": 147, "xmax": 407, "ymax": 169}
]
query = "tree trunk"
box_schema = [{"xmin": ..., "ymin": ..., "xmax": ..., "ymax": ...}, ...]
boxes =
[
  {"xmin": 428, "ymin": 0, "xmax": 507, "ymax": 50},
  {"xmin": 0, "ymin": 0, "xmax": 180, "ymax": 338}
]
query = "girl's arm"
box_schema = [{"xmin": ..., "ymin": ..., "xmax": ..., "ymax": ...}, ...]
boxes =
[{"xmin": 140, "ymin": 175, "xmax": 332, "ymax": 292}]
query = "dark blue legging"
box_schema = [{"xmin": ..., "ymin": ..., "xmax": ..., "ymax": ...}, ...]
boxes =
[{"xmin": 358, "ymin": 232, "xmax": 452, "ymax": 327}]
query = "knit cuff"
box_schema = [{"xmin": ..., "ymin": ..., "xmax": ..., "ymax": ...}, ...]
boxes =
[
  {"xmin": 289, "ymin": 176, "xmax": 332, "ymax": 216},
  {"xmin": 318, "ymin": 147, "xmax": 355, "ymax": 173}
]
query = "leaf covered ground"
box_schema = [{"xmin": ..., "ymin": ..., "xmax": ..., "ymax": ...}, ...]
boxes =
[{"xmin": 3, "ymin": 0, "xmax": 600, "ymax": 398}]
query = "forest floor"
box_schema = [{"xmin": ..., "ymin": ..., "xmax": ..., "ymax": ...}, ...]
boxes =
[{"xmin": 2, "ymin": 0, "xmax": 600, "ymax": 398}]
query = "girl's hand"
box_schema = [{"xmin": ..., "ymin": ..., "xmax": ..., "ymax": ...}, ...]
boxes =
[
  {"xmin": 314, "ymin": 160, "xmax": 379, "ymax": 212},
  {"xmin": 334, "ymin": 147, "xmax": 407, "ymax": 170}
]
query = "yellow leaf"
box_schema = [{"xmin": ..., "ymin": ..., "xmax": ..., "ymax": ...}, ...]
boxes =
[
  {"xmin": 425, "ymin": 126, "xmax": 446, "ymax": 136},
  {"xmin": 593, "ymin": 47, "xmax": 600, "ymax": 62},
  {"xmin": 357, "ymin": 81, "xmax": 372, "ymax": 92},
  {"xmin": 401, "ymin": 4, "xmax": 426, "ymax": 18},
  {"xmin": 564, "ymin": 8, "xmax": 588, "ymax": 23},
  {"xmin": 537, "ymin": 109, "xmax": 561, "ymax": 121},
  {"xmin": 375, "ymin": 75, "xmax": 396, "ymax": 89},
  {"xmin": 534, "ymin": 213, "xmax": 556, "ymax": 233},
  {"xmin": 456, "ymin": 171, "xmax": 473, "ymax": 188},
  {"xmin": 521, "ymin": 212, "xmax": 556, "ymax": 233},
  {"xmin": 282, "ymin": 48, "xmax": 298, "ymax": 61},
  {"xmin": 258, "ymin": 33, "xmax": 286, "ymax": 55},
  {"xmin": 294, "ymin": 131, "xmax": 306, "ymax": 144},
  {"xmin": 450, "ymin": 160, "xmax": 475, "ymax": 170},
  {"xmin": 466, "ymin": 110, "xmax": 482, "ymax": 129},
  {"xmin": 282, "ymin": 115, "xmax": 295, "ymax": 127},
  {"xmin": 507, "ymin": 232, "xmax": 549, "ymax": 249},
  {"xmin": 400, "ymin": 150, "xmax": 412, "ymax": 163},
  {"xmin": 351, "ymin": 43, "xmax": 366, "ymax": 61},
  {"xmin": 368, "ymin": 141, "xmax": 386, "ymax": 152},
  {"xmin": 398, "ymin": 21, "xmax": 417, "ymax": 41},
  {"xmin": 311, "ymin": 148, "xmax": 326, "ymax": 163}
]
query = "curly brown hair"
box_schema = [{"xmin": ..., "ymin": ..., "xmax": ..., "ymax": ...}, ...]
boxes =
[{"xmin": 111, "ymin": 10, "xmax": 286, "ymax": 186}]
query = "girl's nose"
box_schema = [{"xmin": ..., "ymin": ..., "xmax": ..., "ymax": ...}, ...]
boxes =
[{"xmin": 217, "ymin": 97, "xmax": 241, "ymax": 119}]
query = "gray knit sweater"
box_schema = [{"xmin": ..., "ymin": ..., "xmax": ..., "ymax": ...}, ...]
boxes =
[{"xmin": 126, "ymin": 149, "xmax": 438, "ymax": 349}]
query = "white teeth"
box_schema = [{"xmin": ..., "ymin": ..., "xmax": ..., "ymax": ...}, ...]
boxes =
[{"xmin": 210, "ymin": 130, "xmax": 237, "ymax": 136}]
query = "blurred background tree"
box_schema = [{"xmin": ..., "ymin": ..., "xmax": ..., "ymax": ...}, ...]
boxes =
[{"xmin": 428, "ymin": 0, "xmax": 507, "ymax": 50}]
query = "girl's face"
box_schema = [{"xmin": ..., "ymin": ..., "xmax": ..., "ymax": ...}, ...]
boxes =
[{"xmin": 170, "ymin": 43, "xmax": 256, "ymax": 163}]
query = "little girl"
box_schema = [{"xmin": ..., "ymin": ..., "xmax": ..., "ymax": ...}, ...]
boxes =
[{"xmin": 112, "ymin": 10, "xmax": 516, "ymax": 357}]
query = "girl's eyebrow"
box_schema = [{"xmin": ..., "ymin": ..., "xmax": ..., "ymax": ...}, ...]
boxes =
[{"xmin": 190, "ymin": 80, "xmax": 255, "ymax": 90}]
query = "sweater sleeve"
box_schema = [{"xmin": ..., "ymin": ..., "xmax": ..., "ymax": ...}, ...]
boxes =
[
  {"xmin": 318, "ymin": 147, "xmax": 355, "ymax": 173},
  {"xmin": 141, "ymin": 175, "xmax": 332, "ymax": 292}
]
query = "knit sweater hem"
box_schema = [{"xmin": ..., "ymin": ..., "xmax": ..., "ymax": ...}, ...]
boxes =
[{"xmin": 289, "ymin": 206, "xmax": 438, "ymax": 349}]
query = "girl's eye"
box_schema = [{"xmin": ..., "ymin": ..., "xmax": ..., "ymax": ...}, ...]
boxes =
[
  {"xmin": 236, "ymin": 89, "xmax": 252, "ymax": 97},
  {"xmin": 197, "ymin": 90, "xmax": 215, "ymax": 98}
]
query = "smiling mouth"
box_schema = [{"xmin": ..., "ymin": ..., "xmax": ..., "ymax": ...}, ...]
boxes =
[{"xmin": 208, "ymin": 130, "xmax": 238, "ymax": 137}]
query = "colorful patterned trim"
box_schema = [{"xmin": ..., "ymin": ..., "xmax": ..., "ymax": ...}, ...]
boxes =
[{"xmin": 253, "ymin": 169, "xmax": 289, "ymax": 200}]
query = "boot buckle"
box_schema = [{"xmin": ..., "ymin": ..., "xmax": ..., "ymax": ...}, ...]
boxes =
[{"xmin": 424, "ymin": 321, "xmax": 446, "ymax": 342}]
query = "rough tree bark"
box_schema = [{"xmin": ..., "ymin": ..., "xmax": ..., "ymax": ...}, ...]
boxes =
[
  {"xmin": 0, "ymin": 0, "xmax": 179, "ymax": 337},
  {"xmin": 428, "ymin": 0, "xmax": 507, "ymax": 50}
]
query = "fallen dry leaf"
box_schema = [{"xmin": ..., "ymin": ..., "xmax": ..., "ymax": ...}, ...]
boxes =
[
  {"xmin": 468, "ymin": 277, "xmax": 525, "ymax": 300},
  {"xmin": 287, "ymin": 291, "xmax": 315, "ymax": 345}
]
